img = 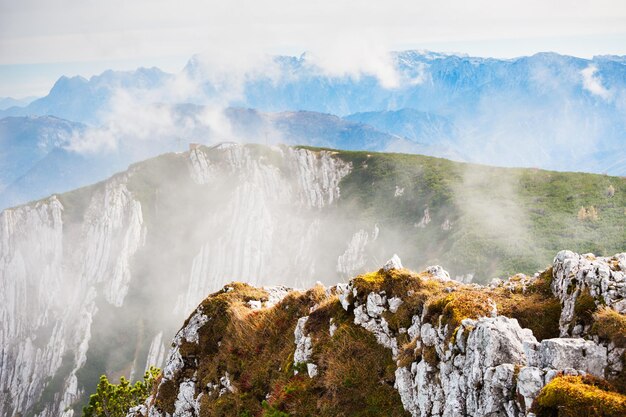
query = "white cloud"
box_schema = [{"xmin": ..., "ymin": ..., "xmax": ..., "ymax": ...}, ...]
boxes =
[
  {"xmin": 2, "ymin": 0, "xmax": 626, "ymax": 97},
  {"xmin": 581, "ymin": 65, "xmax": 612, "ymax": 100},
  {"xmin": 2, "ymin": 0, "xmax": 626, "ymax": 66},
  {"xmin": 303, "ymin": 35, "xmax": 402, "ymax": 88}
]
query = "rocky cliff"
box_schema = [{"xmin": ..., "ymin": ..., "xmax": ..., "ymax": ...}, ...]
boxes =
[
  {"xmin": 1, "ymin": 144, "xmax": 624, "ymax": 417},
  {"xmin": 0, "ymin": 145, "xmax": 355, "ymax": 417},
  {"xmin": 131, "ymin": 251, "xmax": 626, "ymax": 417}
]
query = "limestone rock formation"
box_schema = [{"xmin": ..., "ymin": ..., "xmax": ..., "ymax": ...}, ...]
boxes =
[
  {"xmin": 2, "ymin": 143, "xmax": 626, "ymax": 417},
  {"xmin": 131, "ymin": 251, "xmax": 626, "ymax": 417}
]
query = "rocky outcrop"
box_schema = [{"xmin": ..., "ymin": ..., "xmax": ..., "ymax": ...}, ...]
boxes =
[
  {"xmin": 0, "ymin": 145, "xmax": 369, "ymax": 417},
  {"xmin": 552, "ymin": 250, "xmax": 626, "ymax": 336},
  {"xmin": 2, "ymin": 143, "xmax": 626, "ymax": 417},
  {"xmin": 132, "ymin": 251, "xmax": 626, "ymax": 417},
  {"xmin": 0, "ymin": 176, "xmax": 145, "ymax": 417}
]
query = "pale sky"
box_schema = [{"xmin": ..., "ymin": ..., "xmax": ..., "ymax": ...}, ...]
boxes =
[{"xmin": 1, "ymin": 0, "xmax": 626, "ymax": 97}]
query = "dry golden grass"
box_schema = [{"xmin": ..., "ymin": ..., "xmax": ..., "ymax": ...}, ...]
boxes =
[
  {"xmin": 153, "ymin": 265, "xmax": 624, "ymax": 417},
  {"xmin": 592, "ymin": 307, "xmax": 626, "ymax": 348}
]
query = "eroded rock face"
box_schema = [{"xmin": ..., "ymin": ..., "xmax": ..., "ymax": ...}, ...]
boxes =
[
  {"xmin": 293, "ymin": 316, "xmax": 314, "ymax": 373},
  {"xmin": 1, "ymin": 145, "xmax": 364, "ymax": 417},
  {"xmin": 391, "ymin": 315, "xmax": 541, "ymax": 417},
  {"xmin": 0, "ymin": 176, "xmax": 146, "ymax": 417},
  {"xmin": 534, "ymin": 338, "xmax": 607, "ymax": 378},
  {"xmin": 338, "ymin": 252, "xmax": 624, "ymax": 417},
  {"xmin": 552, "ymin": 250, "xmax": 626, "ymax": 336},
  {"xmin": 131, "ymin": 251, "xmax": 624, "ymax": 417}
]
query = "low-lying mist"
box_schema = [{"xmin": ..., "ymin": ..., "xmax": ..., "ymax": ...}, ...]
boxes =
[{"xmin": 1, "ymin": 49, "xmax": 626, "ymax": 417}]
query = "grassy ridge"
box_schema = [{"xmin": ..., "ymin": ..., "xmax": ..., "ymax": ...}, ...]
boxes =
[{"xmin": 303, "ymin": 147, "xmax": 626, "ymax": 280}]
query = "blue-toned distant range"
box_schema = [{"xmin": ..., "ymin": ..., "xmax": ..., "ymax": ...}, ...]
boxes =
[{"xmin": 0, "ymin": 50, "xmax": 625, "ymax": 209}]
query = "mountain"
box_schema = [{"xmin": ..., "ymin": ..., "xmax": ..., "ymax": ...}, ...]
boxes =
[
  {"xmin": 344, "ymin": 109, "xmax": 455, "ymax": 147},
  {"xmin": 0, "ymin": 67, "xmax": 172, "ymax": 124},
  {"xmin": 238, "ymin": 51, "xmax": 626, "ymax": 175},
  {"xmin": 0, "ymin": 116, "xmax": 135, "ymax": 209},
  {"xmin": 0, "ymin": 116, "xmax": 85, "ymax": 189},
  {"xmin": 343, "ymin": 109, "xmax": 462, "ymax": 161},
  {"xmin": 0, "ymin": 144, "xmax": 624, "ymax": 417},
  {"xmin": 0, "ymin": 96, "xmax": 37, "ymax": 111},
  {"xmin": 131, "ymin": 250, "xmax": 626, "ymax": 417},
  {"xmin": 3, "ymin": 51, "xmax": 625, "ymax": 175},
  {"xmin": 0, "ymin": 109, "xmax": 409, "ymax": 209},
  {"xmin": 224, "ymin": 107, "xmax": 415, "ymax": 151}
]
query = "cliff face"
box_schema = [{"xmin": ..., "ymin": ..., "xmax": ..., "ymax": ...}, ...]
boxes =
[
  {"xmin": 1, "ymin": 144, "xmax": 625, "ymax": 417},
  {"xmin": 0, "ymin": 176, "xmax": 148, "ymax": 417},
  {"xmin": 134, "ymin": 251, "xmax": 626, "ymax": 417},
  {"xmin": 0, "ymin": 145, "xmax": 357, "ymax": 417}
]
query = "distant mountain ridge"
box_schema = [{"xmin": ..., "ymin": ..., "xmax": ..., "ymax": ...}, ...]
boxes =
[
  {"xmin": 5, "ymin": 51, "xmax": 625, "ymax": 125},
  {"xmin": 0, "ymin": 96, "xmax": 37, "ymax": 110},
  {"xmin": 0, "ymin": 67, "xmax": 172, "ymax": 124},
  {"xmin": 0, "ymin": 116, "xmax": 85, "ymax": 192},
  {"xmin": 1, "ymin": 50, "xmax": 625, "ymax": 205},
  {"xmin": 0, "ymin": 109, "xmax": 409, "ymax": 209}
]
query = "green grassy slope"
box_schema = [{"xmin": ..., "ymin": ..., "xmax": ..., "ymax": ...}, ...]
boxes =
[{"xmin": 302, "ymin": 147, "xmax": 626, "ymax": 280}]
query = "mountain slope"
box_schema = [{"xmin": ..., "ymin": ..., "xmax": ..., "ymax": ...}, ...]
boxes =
[
  {"xmin": 0, "ymin": 108, "xmax": 409, "ymax": 209},
  {"xmin": 0, "ymin": 116, "xmax": 136, "ymax": 208},
  {"xmin": 0, "ymin": 116, "xmax": 85, "ymax": 190},
  {"xmin": 0, "ymin": 96, "xmax": 37, "ymax": 110},
  {"xmin": 344, "ymin": 109, "xmax": 454, "ymax": 146},
  {"xmin": 132, "ymin": 251, "xmax": 626, "ymax": 417},
  {"xmin": 0, "ymin": 145, "xmax": 624, "ymax": 417},
  {"xmin": 224, "ymin": 107, "xmax": 414, "ymax": 151}
]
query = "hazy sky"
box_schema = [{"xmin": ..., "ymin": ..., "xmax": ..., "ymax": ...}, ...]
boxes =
[{"xmin": 1, "ymin": 0, "xmax": 626, "ymax": 97}]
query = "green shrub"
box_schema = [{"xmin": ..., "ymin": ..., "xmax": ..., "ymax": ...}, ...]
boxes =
[{"xmin": 82, "ymin": 367, "xmax": 160, "ymax": 417}]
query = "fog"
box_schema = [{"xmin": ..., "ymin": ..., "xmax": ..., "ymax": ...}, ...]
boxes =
[{"xmin": 2, "ymin": 49, "xmax": 626, "ymax": 417}]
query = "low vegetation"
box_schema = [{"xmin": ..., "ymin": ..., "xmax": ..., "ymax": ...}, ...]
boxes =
[
  {"xmin": 84, "ymin": 261, "xmax": 626, "ymax": 417},
  {"xmin": 82, "ymin": 367, "xmax": 160, "ymax": 417},
  {"xmin": 151, "ymin": 281, "xmax": 408, "ymax": 416},
  {"xmin": 592, "ymin": 307, "xmax": 626, "ymax": 348},
  {"xmin": 533, "ymin": 375, "xmax": 626, "ymax": 417}
]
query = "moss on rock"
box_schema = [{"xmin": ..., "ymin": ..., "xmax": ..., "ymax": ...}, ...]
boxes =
[{"xmin": 533, "ymin": 375, "xmax": 626, "ymax": 417}]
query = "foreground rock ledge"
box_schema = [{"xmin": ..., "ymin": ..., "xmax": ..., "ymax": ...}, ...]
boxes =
[{"xmin": 129, "ymin": 251, "xmax": 626, "ymax": 417}]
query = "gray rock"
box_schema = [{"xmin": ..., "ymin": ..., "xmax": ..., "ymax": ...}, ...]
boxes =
[
  {"xmin": 523, "ymin": 340, "xmax": 541, "ymax": 368},
  {"xmin": 614, "ymin": 299, "xmax": 626, "ymax": 314},
  {"xmin": 366, "ymin": 292, "xmax": 387, "ymax": 317},
  {"xmin": 384, "ymin": 254, "xmax": 403, "ymax": 271},
  {"xmin": 294, "ymin": 316, "xmax": 313, "ymax": 366},
  {"xmin": 420, "ymin": 323, "xmax": 439, "ymax": 347},
  {"xmin": 426, "ymin": 265, "xmax": 451, "ymax": 281},
  {"xmin": 552, "ymin": 250, "xmax": 626, "ymax": 336},
  {"xmin": 329, "ymin": 318, "xmax": 337, "ymax": 337},
  {"xmin": 395, "ymin": 367, "xmax": 419, "ymax": 416},
  {"xmin": 388, "ymin": 296, "xmax": 404, "ymax": 313},
  {"xmin": 173, "ymin": 380, "xmax": 197, "ymax": 417},
  {"xmin": 465, "ymin": 316, "xmax": 536, "ymax": 369},
  {"xmin": 517, "ymin": 367, "xmax": 545, "ymax": 411},
  {"xmin": 539, "ymin": 338, "xmax": 607, "ymax": 377}
]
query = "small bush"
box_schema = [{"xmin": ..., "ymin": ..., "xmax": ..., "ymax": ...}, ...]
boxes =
[
  {"xmin": 573, "ymin": 288, "xmax": 598, "ymax": 328},
  {"xmin": 82, "ymin": 367, "xmax": 160, "ymax": 417},
  {"xmin": 592, "ymin": 307, "xmax": 626, "ymax": 348}
]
